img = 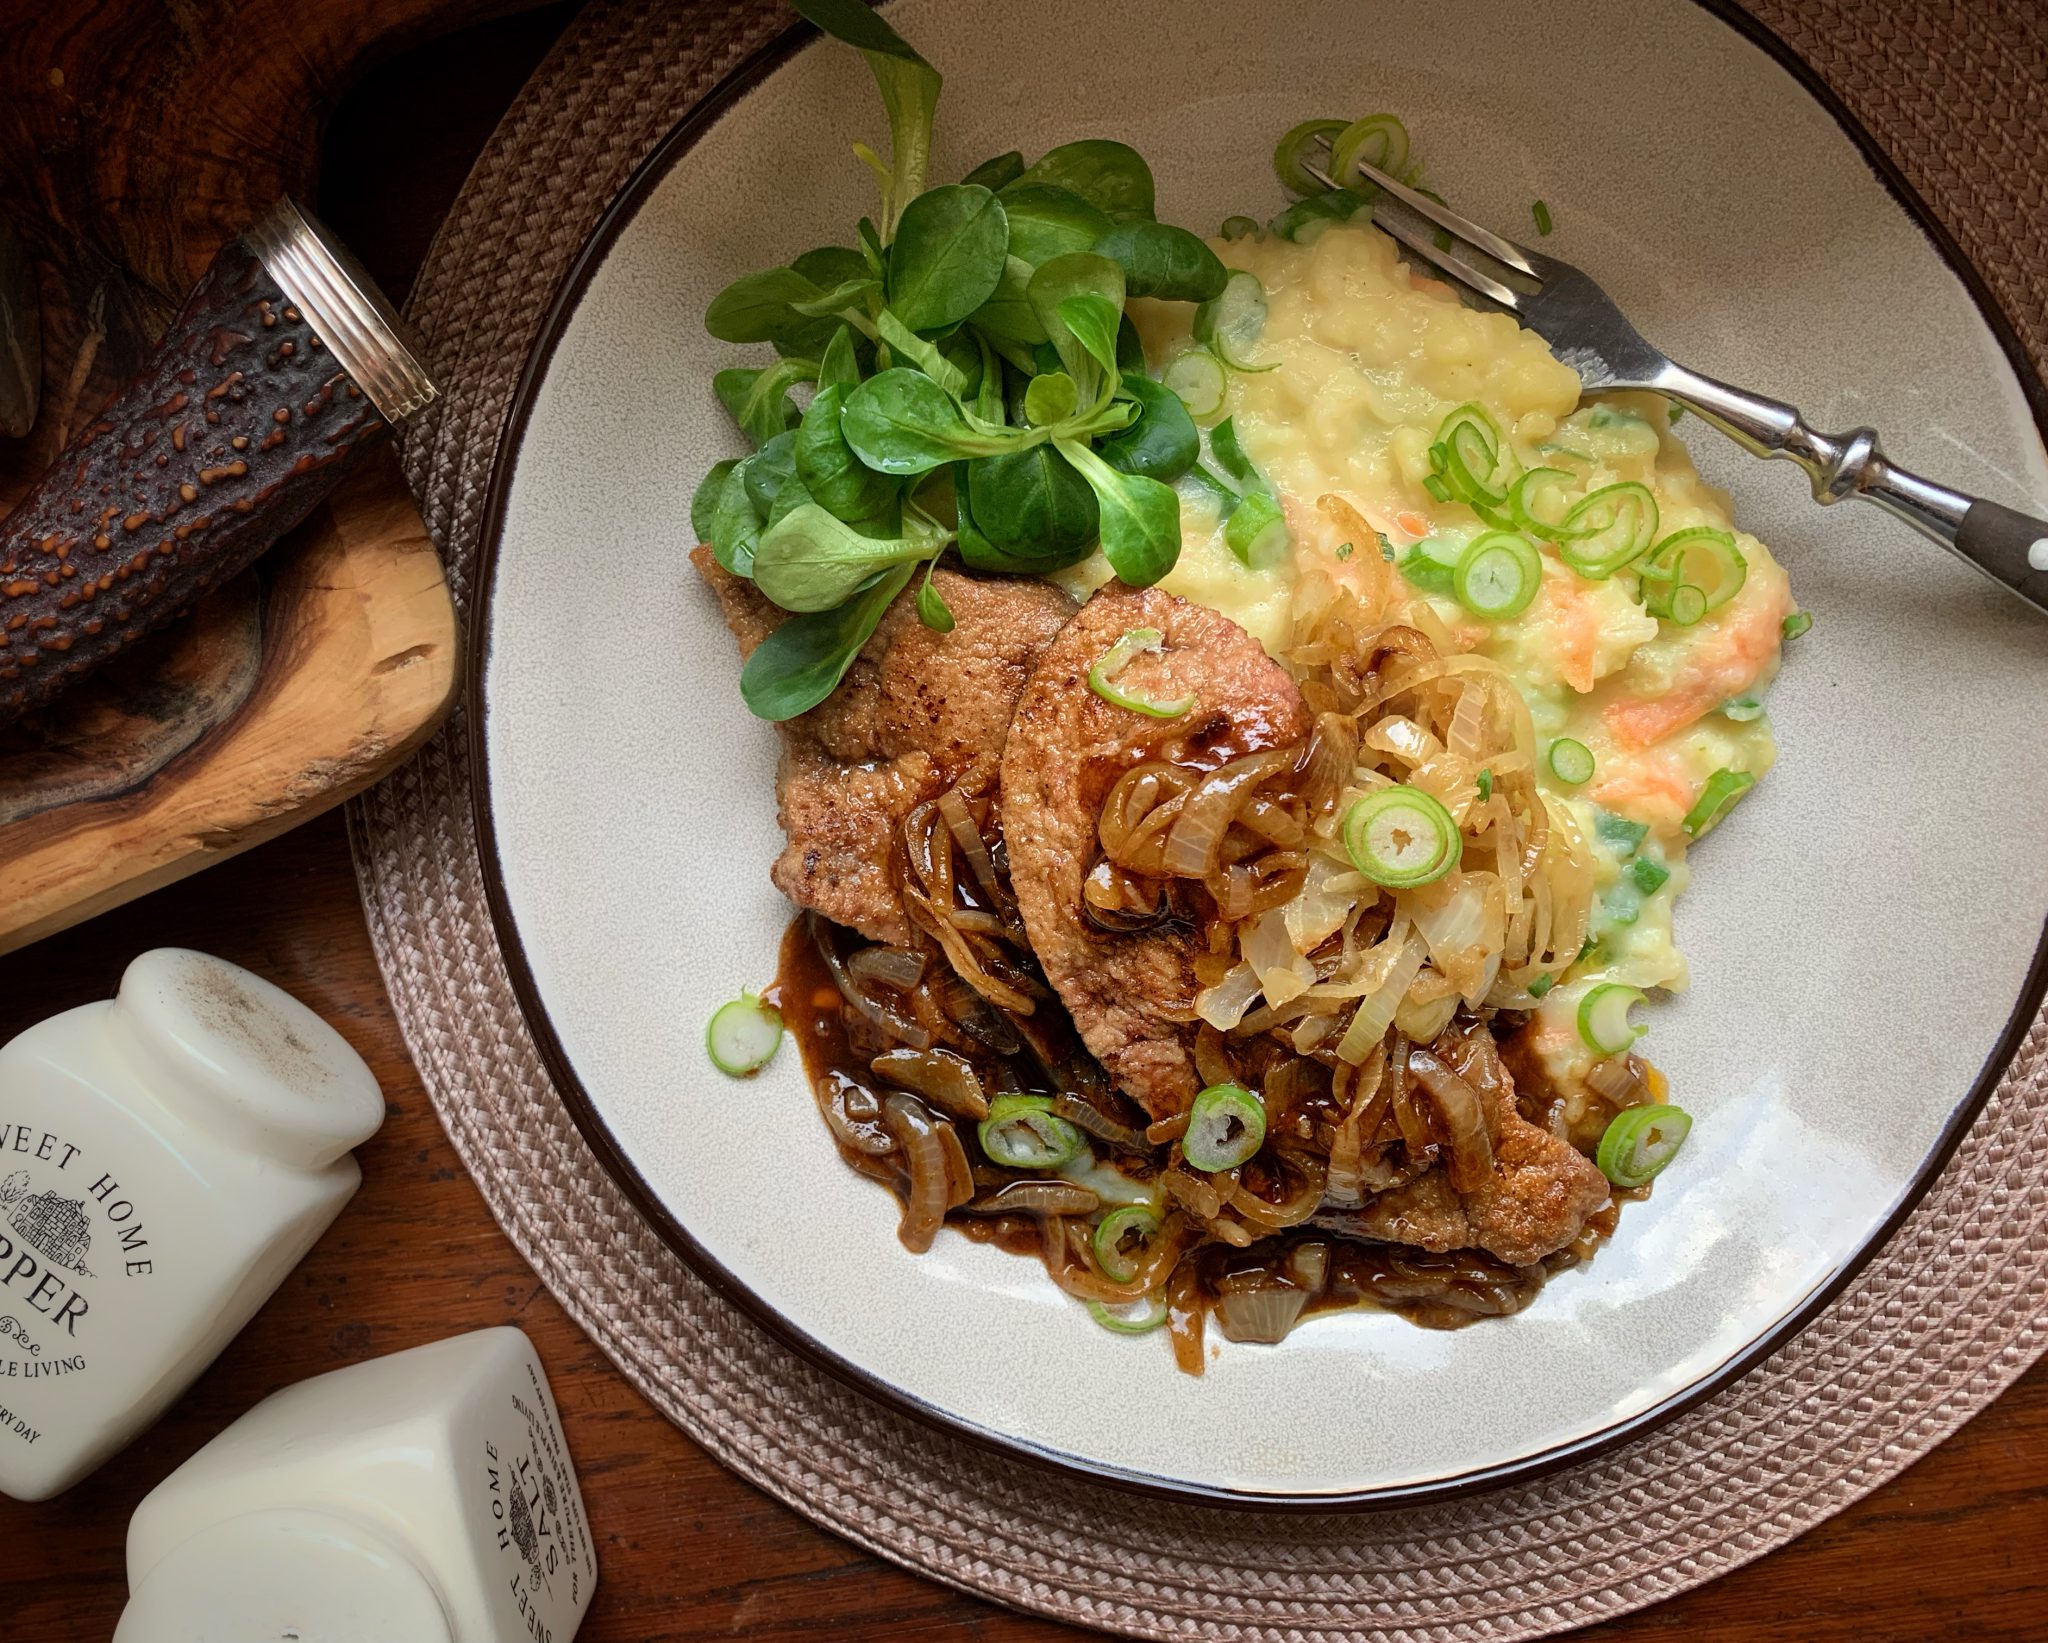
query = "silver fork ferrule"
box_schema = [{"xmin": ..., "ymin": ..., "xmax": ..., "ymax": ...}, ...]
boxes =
[
  {"xmin": 243, "ymin": 198, "xmax": 437, "ymax": 425},
  {"xmin": 1656, "ymin": 362, "xmax": 1971, "ymax": 542}
]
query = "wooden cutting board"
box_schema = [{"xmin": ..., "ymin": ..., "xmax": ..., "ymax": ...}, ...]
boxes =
[{"xmin": 0, "ymin": 0, "xmax": 492, "ymax": 955}]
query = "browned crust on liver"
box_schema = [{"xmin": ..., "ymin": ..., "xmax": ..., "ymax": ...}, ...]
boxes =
[
  {"xmin": 692, "ymin": 546, "xmax": 1073, "ymax": 945},
  {"xmin": 1343, "ymin": 1066, "xmax": 1613, "ymax": 1265},
  {"xmin": 999, "ymin": 584, "xmax": 1310, "ymax": 1120}
]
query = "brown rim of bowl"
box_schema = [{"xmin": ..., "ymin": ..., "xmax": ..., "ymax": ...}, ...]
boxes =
[{"xmin": 462, "ymin": 0, "xmax": 2048, "ymax": 1510}]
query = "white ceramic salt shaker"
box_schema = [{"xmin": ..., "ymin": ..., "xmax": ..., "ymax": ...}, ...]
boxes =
[
  {"xmin": 116, "ymin": 1326, "xmax": 598, "ymax": 1643},
  {"xmin": 0, "ymin": 947, "xmax": 383, "ymax": 1502}
]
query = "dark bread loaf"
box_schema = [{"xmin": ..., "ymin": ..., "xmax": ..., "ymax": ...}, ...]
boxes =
[{"xmin": 0, "ymin": 235, "xmax": 387, "ymax": 726}]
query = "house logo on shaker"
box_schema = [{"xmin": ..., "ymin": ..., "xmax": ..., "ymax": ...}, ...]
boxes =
[
  {"xmin": 508, "ymin": 1457, "xmax": 560, "ymax": 1582},
  {"xmin": 0, "ymin": 1169, "xmax": 95, "ymax": 1277}
]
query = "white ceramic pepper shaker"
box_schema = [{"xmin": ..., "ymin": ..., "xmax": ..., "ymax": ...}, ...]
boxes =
[
  {"xmin": 116, "ymin": 1327, "xmax": 598, "ymax": 1643},
  {"xmin": 0, "ymin": 947, "xmax": 384, "ymax": 1502}
]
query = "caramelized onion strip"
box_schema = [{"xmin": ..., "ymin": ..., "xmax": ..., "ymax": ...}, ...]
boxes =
[
  {"xmin": 1161, "ymin": 749, "xmax": 1295, "ymax": 878},
  {"xmin": 1408, "ymin": 1047, "xmax": 1495, "ymax": 1193}
]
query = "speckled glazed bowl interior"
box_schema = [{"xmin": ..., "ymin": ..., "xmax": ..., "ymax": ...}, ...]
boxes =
[{"xmin": 474, "ymin": 0, "xmax": 2048, "ymax": 1502}]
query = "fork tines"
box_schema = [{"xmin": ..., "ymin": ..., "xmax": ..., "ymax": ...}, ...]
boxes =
[{"xmin": 1302, "ymin": 136, "xmax": 1537, "ymax": 312}]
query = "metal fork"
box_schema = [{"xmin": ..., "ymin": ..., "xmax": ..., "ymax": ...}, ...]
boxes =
[{"xmin": 1300, "ymin": 145, "xmax": 2048, "ymax": 615}]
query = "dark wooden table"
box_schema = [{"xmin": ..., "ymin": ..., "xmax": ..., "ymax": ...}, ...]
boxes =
[{"xmin": 3, "ymin": 8, "xmax": 2045, "ymax": 1640}]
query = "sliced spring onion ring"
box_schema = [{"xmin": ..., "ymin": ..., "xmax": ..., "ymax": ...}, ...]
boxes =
[
  {"xmin": 1640, "ymin": 526, "xmax": 1747, "ymax": 614},
  {"xmin": 1268, "ymin": 190, "xmax": 1367, "ymax": 243},
  {"xmin": 1452, "ymin": 530, "xmax": 1542, "ymax": 619},
  {"xmin": 1092, "ymin": 1205, "xmax": 1163, "ymax": 1283},
  {"xmin": 1577, "ymin": 983, "xmax": 1648, "ymax": 1057},
  {"xmin": 1655, "ymin": 583, "xmax": 1707, "ymax": 626},
  {"xmin": 979, "ymin": 1094, "xmax": 1087, "ymax": 1170},
  {"xmin": 706, "ymin": 991, "xmax": 784, "ymax": 1076},
  {"xmin": 1721, "ymin": 692, "xmax": 1765, "ymax": 722},
  {"xmin": 1183, "ymin": 1081, "xmax": 1267, "ymax": 1172},
  {"xmin": 1531, "ymin": 199, "xmax": 1554, "ymax": 236},
  {"xmin": 1526, "ymin": 972, "xmax": 1557, "ymax": 999},
  {"xmin": 1223, "ymin": 490, "xmax": 1288, "ymax": 567},
  {"xmin": 1329, "ymin": 112, "xmax": 1411, "ymax": 188},
  {"xmin": 1162, "ymin": 348, "xmax": 1227, "ymax": 418},
  {"xmin": 1272, "ymin": 118, "xmax": 1351, "ymax": 195},
  {"xmin": 1219, "ymin": 214, "xmax": 1260, "ymax": 241},
  {"xmin": 1342, "ymin": 784, "xmax": 1462, "ymax": 888},
  {"xmin": 1681, "ymin": 767, "xmax": 1755, "ymax": 837},
  {"xmin": 1087, "ymin": 626, "xmax": 1194, "ymax": 719},
  {"xmin": 1547, "ymin": 737, "xmax": 1596, "ymax": 786},
  {"xmin": 1193, "ymin": 271, "xmax": 1276, "ymax": 373},
  {"xmin": 1088, "ymin": 1295, "xmax": 1169, "ymax": 1335},
  {"xmin": 1556, "ymin": 481, "xmax": 1659, "ymax": 578},
  {"xmin": 1507, "ymin": 466, "xmax": 1582, "ymax": 541},
  {"xmin": 1595, "ymin": 1103, "xmax": 1692, "ymax": 1188},
  {"xmin": 1398, "ymin": 535, "xmax": 1465, "ymax": 596},
  {"xmin": 1208, "ymin": 416, "xmax": 1258, "ymax": 486},
  {"xmin": 1782, "ymin": 610, "xmax": 1812, "ymax": 640},
  {"xmin": 1629, "ymin": 857, "xmax": 1671, "ymax": 895},
  {"xmin": 1180, "ymin": 462, "xmax": 1242, "ymax": 516},
  {"xmin": 1429, "ymin": 402, "xmax": 1516, "ymax": 516},
  {"xmin": 1476, "ymin": 768, "xmax": 1494, "ymax": 802}
]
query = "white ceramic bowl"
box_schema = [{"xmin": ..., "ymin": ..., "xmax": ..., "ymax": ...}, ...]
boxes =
[{"xmin": 473, "ymin": 0, "xmax": 2048, "ymax": 1503}]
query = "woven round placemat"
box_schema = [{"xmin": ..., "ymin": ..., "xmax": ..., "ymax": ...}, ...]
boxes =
[{"xmin": 349, "ymin": 2, "xmax": 2048, "ymax": 1635}]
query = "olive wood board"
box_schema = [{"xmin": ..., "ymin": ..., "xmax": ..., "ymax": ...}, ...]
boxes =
[{"xmin": 0, "ymin": 449, "xmax": 457, "ymax": 956}]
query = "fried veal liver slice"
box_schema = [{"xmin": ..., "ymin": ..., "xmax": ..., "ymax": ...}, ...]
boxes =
[
  {"xmin": 999, "ymin": 584, "xmax": 1310, "ymax": 1121},
  {"xmin": 1334, "ymin": 1093, "xmax": 1613, "ymax": 1266},
  {"xmin": 692, "ymin": 547, "xmax": 1073, "ymax": 946}
]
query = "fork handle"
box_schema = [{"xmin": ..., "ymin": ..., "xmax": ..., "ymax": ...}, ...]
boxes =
[{"xmin": 1656, "ymin": 362, "xmax": 2048, "ymax": 615}]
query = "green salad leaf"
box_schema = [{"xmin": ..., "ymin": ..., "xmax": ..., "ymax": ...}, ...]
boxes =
[
  {"xmin": 1098, "ymin": 373, "xmax": 1198, "ymax": 482},
  {"xmin": 692, "ymin": 10, "xmax": 1422, "ymax": 719},
  {"xmin": 740, "ymin": 562, "xmax": 916, "ymax": 721},
  {"xmin": 1022, "ymin": 370, "xmax": 1079, "ymax": 427},
  {"xmin": 916, "ymin": 559, "xmax": 957, "ymax": 631},
  {"xmin": 708, "ymin": 463, "xmax": 764, "ymax": 577},
  {"xmin": 691, "ymin": 458, "xmax": 740, "ymax": 543},
  {"xmin": 1093, "ymin": 221, "xmax": 1229, "ymax": 302},
  {"xmin": 958, "ymin": 446, "xmax": 1098, "ymax": 570},
  {"xmin": 1027, "ymin": 254, "xmax": 1124, "ymax": 404},
  {"xmin": 873, "ymin": 310, "xmax": 970, "ymax": 397},
  {"xmin": 1057, "ymin": 437, "xmax": 1179, "ymax": 586},
  {"xmin": 842, "ymin": 368, "xmax": 1035, "ymax": 473},
  {"xmin": 793, "ymin": 0, "xmax": 940, "ymax": 239},
  {"xmin": 740, "ymin": 431, "xmax": 803, "ymax": 519},
  {"xmin": 715, "ymin": 360, "xmax": 816, "ymax": 448},
  {"xmin": 796, "ymin": 382, "xmax": 899, "ymax": 527},
  {"xmin": 752, "ymin": 502, "xmax": 947, "ymax": 612},
  {"xmin": 706, "ymin": 268, "xmax": 829, "ymax": 344},
  {"xmin": 1012, "ymin": 139, "xmax": 1156, "ymax": 223},
  {"xmin": 815, "ymin": 325, "xmax": 864, "ymax": 393},
  {"xmin": 997, "ymin": 184, "xmax": 1112, "ymax": 265},
  {"xmin": 887, "ymin": 183, "xmax": 1009, "ymax": 330},
  {"xmin": 960, "ymin": 150, "xmax": 1025, "ymax": 190}
]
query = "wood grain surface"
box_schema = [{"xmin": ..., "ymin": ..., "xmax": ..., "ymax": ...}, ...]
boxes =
[
  {"xmin": 1, "ymin": 6, "xmax": 2043, "ymax": 1640},
  {"xmin": 0, "ymin": 449, "xmax": 458, "ymax": 956}
]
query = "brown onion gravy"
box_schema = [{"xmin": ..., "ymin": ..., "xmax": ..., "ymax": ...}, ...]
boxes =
[{"xmin": 776, "ymin": 915, "xmax": 1628, "ymax": 1355}]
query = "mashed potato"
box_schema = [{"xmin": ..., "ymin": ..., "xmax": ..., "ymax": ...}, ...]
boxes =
[{"xmin": 1077, "ymin": 220, "xmax": 1795, "ymax": 1005}]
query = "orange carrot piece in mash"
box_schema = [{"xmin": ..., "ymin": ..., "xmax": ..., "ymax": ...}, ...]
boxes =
[
  {"xmin": 1602, "ymin": 578, "xmax": 1791, "ymax": 749},
  {"xmin": 1590, "ymin": 755, "xmax": 1696, "ymax": 828}
]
